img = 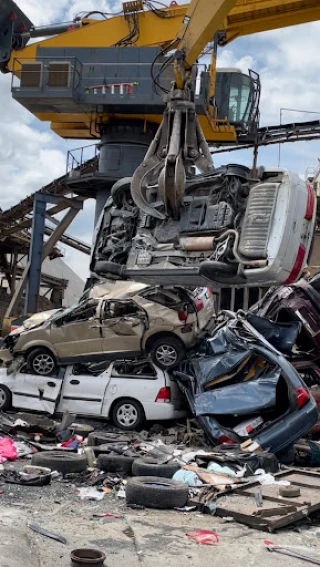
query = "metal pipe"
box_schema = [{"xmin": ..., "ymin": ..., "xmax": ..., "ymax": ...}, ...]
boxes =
[
  {"xmin": 21, "ymin": 21, "xmax": 81, "ymax": 39},
  {"xmin": 180, "ymin": 236, "xmax": 214, "ymax": 250}
]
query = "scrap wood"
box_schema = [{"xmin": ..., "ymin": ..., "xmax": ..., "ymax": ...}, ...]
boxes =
[{"xmin": 183, "ymin": 464, "xmax": 240, "ymax": 490}]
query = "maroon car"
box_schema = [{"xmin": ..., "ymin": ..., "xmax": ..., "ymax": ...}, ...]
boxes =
[{"xmin": 253, "ymin": 275, "xmax": 320, "ymax": 363}]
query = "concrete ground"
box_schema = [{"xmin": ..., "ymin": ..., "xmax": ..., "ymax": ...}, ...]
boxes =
[{"xmin": 1, "ymin": 479, "xmax": 320, "ymax": 567}]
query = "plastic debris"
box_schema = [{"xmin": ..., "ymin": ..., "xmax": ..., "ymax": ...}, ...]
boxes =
[
  {"xmin": 173, "ymin": 469, "xmax": 203, "ymax": 486},
  {"xmin": 75, "ymin": 487, "xmax": 105, "ymax": 501},
  {"xmin": 255, "ymin": 470, "xmax": 290, "ymax": 486},
  {"xmin": 174, "ymin": 506, "xmax": 197, "ymax": 512},
  {"xmin": 186, "ymin": 530, "xmax": 220, "ymax": 545},
  {"xmin": 0, "ymin": 437, "xmax": 17, "ymax": 463}
]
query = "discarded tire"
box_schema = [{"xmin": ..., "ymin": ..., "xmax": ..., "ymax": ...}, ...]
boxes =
[
  {"xmin": 71, "ymin": 548, "xmax": 106, "ymax": 567},
  {"xmin": 97, "ymin": 454, "xmax": 135, "ymax": 474},
  {"xmin": 31, "ymin": 451, "xmax": 87, "ymax": 475},
  {"xmin": 132, "ymin": 459, "xmax": 180, "ymax": 478},
  {"xmin": 125, "ymin": 476, "xmax": 189, "ymax": 509},
  {"xmin": 68, "ymin": 423, "xmax": 94, "ymax": 438}
]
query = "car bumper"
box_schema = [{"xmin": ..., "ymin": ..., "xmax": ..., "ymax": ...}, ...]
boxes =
[
  {"xmin": 142, "ymin": 402, "xmax": 187, "ymax": 421},
  {"xmin": 0, "ymin": 348, "xmax": 13, "ymax": 363}
]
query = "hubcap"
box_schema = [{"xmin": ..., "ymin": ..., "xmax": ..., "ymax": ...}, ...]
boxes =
[
  {"xmin": 155, "ymin": 345, "xmax": 178, "ymax": 366},
  {"xmin": 116, "ymin": 404, "xmax": 138, "ymax": 427},
  {"xmin": 33, "ymin": 354, "xmax": 54, "ymax": 375},
  {"xmin": 0, "ymin": 388, "xmax": 7, "ymax": 408}
]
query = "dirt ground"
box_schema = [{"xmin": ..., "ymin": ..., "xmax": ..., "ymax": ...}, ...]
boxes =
[{"xmin": 2, "ymin": 471, "xmax": 320, "ymax": 567}]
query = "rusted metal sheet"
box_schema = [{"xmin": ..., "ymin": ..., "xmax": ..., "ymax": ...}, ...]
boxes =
[{"xmin": 214, "ymin": 469, "xmax": 320, "ymax": 531}]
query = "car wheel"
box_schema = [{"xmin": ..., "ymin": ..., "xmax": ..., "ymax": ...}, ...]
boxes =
[
  {"xmin": 150, "ymin": 336, "xmax": 185, "ymax": 370},
  {"xmin": 111, "ymin": 177, "xmax": 133, "ymax": 208},
  {"xmin": 27, "ymin": 348, "xmax": 57, "ymax": 376},
  {"xmin": 0, "ymin": 385, "xmax": 11, "ymax": 411},
  {"xmin": 125, "ymin": 476, "xmax": 189, "ymax": 509},
  {"xmin": 112, "ymin": 398, "xmax": 145, "ymax": 431}
]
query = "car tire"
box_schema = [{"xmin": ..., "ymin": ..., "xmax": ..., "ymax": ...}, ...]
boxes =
[
  {"xmin": 126, "ymin": 476, "xmax": 188, "ymax": 509},
  {"xmin": 0, "ymin": 385, "xmax": 11, "ymax": 411},
  {"xmin": 94, "ymin": 261, "xmax": 126, "ymax": 277},
  {"xmin": 97, "ymin": 454, "xmax": 135, "ymax": 474},
  {"xmin": 111, "ymin": 177, "xmax": 133, "ymax": 208},
  {"xmin": 68, "ymin": 423, "xmax": 94, "ymax": 438},
  {"xmin": 150, "ymin": 336, "xmax": 185, "ymax": 370},
  {"xmin": 87, "ymin": 431, "xmax": 129, "ymax": 446},
  {"xmin": 132, "ymin": 459, "xmax": 180, "ymax": 478},
  {"xmin": 112, "ymin": 398, "xmax": 145, "ymax": 430},
  {"xmin": 31, "ymin": 451, "xmax": 87, "ymax": 474},
  {"xmin": 27, "ymin": 348, "xmax": 57, "ymax": 376}
]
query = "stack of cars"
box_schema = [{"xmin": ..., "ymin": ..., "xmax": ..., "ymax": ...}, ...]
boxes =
[{"xmin": 0, "ymin": 163, "xmax": 318, "ymax": 451}]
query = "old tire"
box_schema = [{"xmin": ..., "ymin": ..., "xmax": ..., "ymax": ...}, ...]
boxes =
[
  {"xmin": 111, "ymin": 177, "xmax": 133, "ymax": 208},
  {"xmin": 27, "ymin": 348, "xmax": 57, "ymax": 376},
  {"xmin": 87, "ymin": 431, "xmax": 129, "ymax": 446},
  {"xmin": 97, "ymin": 454, "xmax": 135, "ymax": 474},
  {"xmin": 126, "ymin": 476, "xmax": 188, "ymax": 509},
  {"xmin": 150, "ymin": 336, "xmax": 185, "ymax": 370},
  {"xmin": 132, "ymin": 459, "xmax": 180, "ymax": 478},
  {"xmin": 0, "ymin": 385, "xmax": 11, "ymax": 411},
  {"xmin": 94, "ymin": 261, "xmax": 125, "ymax": 277},
  {"xmin": 68, "ymin": 423, "xmax": 94, "ymax": 438},
  {"xmin": 112, "ymin": 398, "xmax": 145, "ymax": 430},
  {"xmin": 31, "ymin": 451, "xmax": 87, "ymax": 474}
]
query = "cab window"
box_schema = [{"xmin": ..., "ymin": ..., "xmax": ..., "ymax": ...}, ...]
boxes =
[{"xmin": 111, "ymin": 361, "xmax": 157, "ymax": 379}]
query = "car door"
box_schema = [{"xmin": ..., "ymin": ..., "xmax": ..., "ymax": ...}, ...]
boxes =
[
  {"xmin": 10, "ymin": 371, "xmax": 62, "ymax": 414},
  {"xmin": 59, "ymin": 364, "xmax": 110, "ymax": 415},
  {"xmin": 99, "ymin": 299, "xmax": 147, "ymax": 355},
  {"xmin": 50, "ymin": 299, "xmax": 103, "ymax": 361}
]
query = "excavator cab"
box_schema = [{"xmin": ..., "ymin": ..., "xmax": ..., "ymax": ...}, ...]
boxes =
[{"xmin": 214, "ymin": 68, "xmax": 260, "ymax": 136}]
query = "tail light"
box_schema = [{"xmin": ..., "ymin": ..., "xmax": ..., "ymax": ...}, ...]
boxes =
[
  {"xmin": 155, "ymin": 387, "xmax": 171, "ymax": 403},
  {"xmin": 305, "ymin": 184, "xmax": 315, "ymax": 220},
  {"xmin": 296, "ymin": 386, "xmax": 310, "ymax": 408},
  {"xmin": 219, "ymin": 435, "xmax": 237, "ymax": 444},
  {"xmin": 178, "ymin": 310, "xmax": 188, "ymax": 322},
  {"xmin": 195, "ymin": 299, "xmax": 204, "ymax": 312},
  {"xmin": 284, "ymin": 245, "xmax": 306, "ymax": 284}
]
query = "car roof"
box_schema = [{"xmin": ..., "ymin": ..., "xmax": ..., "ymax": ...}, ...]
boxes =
[{"xmin": 89, "ymin": 280, "xmax": 149, "ymax": 300}]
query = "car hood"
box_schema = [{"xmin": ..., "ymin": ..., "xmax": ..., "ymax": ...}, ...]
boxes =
[{"xmin": 14, "ymin": 309, "xmax": 61, "ymax": 333}]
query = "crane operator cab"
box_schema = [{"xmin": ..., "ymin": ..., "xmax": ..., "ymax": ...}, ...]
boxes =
[{"xmin": 213, "ymin": 68, "xmax": 260, "ymax": 136}]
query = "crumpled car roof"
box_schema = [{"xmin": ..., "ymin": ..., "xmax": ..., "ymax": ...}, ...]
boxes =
[{"xmin": 89, "ymin": 280, "xmax": 148, "ymax": 300}]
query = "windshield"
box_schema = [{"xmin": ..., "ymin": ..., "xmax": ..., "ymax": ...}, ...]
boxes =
[{"xmin": 51, "ymin": 301, "xmax": 81, "ymax": 322}]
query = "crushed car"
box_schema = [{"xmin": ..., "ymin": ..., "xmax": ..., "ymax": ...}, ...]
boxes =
[
  {"xmin": 0, "ymin": 359, "xmax": 187, "ymax": 430},
  {"xmin": 253, "ymin": 273, "xmax": 320, "ymax": 364},
  {"xmin": 91, "ymin": 166, "xmax": 316, "ymax": 288},
  {"xmin": 0, "ymin": 281, "xmax": 215, "ymax": 375},
  {"xmin": 174, "ymin": 311, "xmax": 318, "ymax": 455}
]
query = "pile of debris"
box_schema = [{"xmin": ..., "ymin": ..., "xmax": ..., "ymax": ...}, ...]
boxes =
[{"xmin": 2, "ymin": 410, "xmax": 320, "ymax": 538}]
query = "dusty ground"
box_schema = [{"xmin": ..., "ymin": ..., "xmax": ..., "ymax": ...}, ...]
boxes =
[{"xmin": 1, "ymin": 472, "xmax": 320, "ymax": 567}]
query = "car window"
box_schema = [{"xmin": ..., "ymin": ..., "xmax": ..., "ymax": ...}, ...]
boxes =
[
  {"xmin": 111, "ymin": 361, "xmax": 157, "ymax": 379},
  {"xmin": 103, "ymin": 300, "xmax": 140, "ymax": 319},
  {"xmin": 54, "ymin": 299, "xmax": 99, "ymax": 326},
  {"xmin": 72, "ymin": 361, "xmax": 111, "ymax": 376},
  {"xmin": 141, "ymin": 288, "xmax": 195, "ymax": 313}
]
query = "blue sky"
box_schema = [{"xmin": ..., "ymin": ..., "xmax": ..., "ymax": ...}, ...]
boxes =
[{"xmin": 1, "ymin": 1, "xmax": 320, "ymax": 280}]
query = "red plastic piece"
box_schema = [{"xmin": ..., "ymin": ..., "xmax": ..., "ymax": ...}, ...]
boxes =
[
  {"xmin": 186, "ymin": 530, "xmax": 220, "ymax": 545},
  {"xmin": 296, "ymin": 386, "xmax": 310, "ymax": 408}
]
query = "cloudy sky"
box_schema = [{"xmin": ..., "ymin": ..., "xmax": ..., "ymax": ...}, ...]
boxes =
[{"xmin": 2, "ymin": 0, "xmax": 320, "ymax": 283}]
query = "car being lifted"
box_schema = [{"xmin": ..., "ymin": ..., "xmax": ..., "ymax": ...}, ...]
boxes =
[{"xmin": 91, "ymin": 165, "xmax": 316, "ymax": 288}]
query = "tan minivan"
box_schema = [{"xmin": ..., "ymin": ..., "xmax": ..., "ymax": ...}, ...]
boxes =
[{"xmin": 0, "ymin": 282, "xmax": 215, "ymax": 375}]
